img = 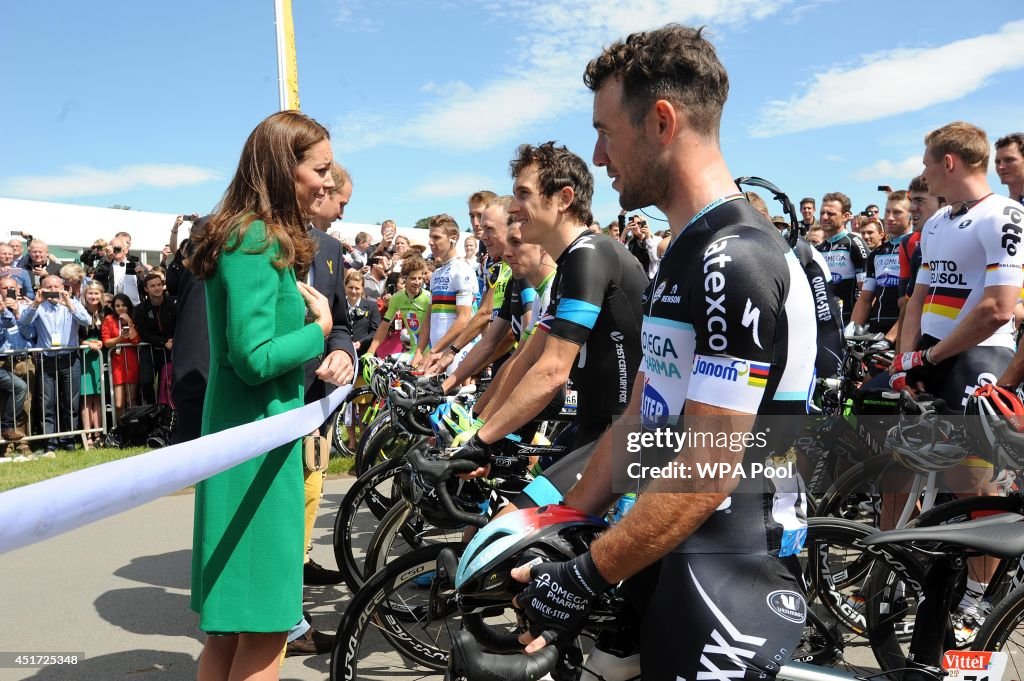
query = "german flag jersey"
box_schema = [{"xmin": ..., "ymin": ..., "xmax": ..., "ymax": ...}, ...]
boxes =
[{"xmin": 916, "ymin": 195, "xmax": 1024, "ymax": 349}]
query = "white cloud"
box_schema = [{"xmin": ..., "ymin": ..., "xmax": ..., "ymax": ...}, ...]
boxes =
[
  {"xmin": 0, "ymin": 164, "xmax": 221, "ymax": 200},
  {"xmin": 852, "ymin": 155, "xmax": 922, "ymax": 182},
  {"xmin": 334, "ymin": 0, "xmax": 787, "ymax": 153},
  {"xmin": 751, "ymin": 20, "xmax": 1024, "ymax": 137},
  {"xmin": 825, "ymin": 154, "xmax": 844, "ymax": 162},
  {"xmin": 407, "ymin": 173, "xmax": 502, "ymax": 200}
]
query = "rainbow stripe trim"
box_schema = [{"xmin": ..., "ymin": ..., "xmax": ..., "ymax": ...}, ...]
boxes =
[{"xmin": 748, "ymin": 362, "xmax": 770, "ymax": 388}]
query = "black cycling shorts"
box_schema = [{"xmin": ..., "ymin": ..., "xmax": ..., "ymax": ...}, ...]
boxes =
[
  {"xmin": 625, "ymin": 552, "xmax": 805, "ymax": 681},
  {"xmin": 913, "ymin": 338, "xmax": 1013, "ymax": 413},
  {"xmin": 513, "ymin": 417, "xmax": 609, "ymax": 508}
]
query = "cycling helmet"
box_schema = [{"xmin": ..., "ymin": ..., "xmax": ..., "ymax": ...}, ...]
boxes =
[
  {"xmin": 393, "ymin": 445, "xmax": 490, "ymax": 530},
  {"xmin": 361, "ymin": 355, "xmax": 383, "ymax": 385},
  {"xmin": 965, "ymin": 384, "xmax": 1024, "ymax": 468},
  {"xmin": 430, "ymin": 401, "xmax": 475, "ymax": 447},
  {"xmin": 455, "ymin": 506, "xmax": 607, "ymax": 607},
  {"xmin": 886, "ymin": 414, "xmax": 968, "ymax": 473}
]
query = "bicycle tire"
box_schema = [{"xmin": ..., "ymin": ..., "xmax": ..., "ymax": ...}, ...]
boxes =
[
  {"xmin": 333, "ymin": 457, "xmax": 407, "ymax": 593},
  {"xmin": 330, "ymin": 542, "xmax": 520, "ymax": 681},
  {"xmin": 363, "ymin": 500, "xmax": 466, "ymax": 585},
  {"xmin": 331, "ymin": 543, "xmax": 464, "ymax": 680},
  {"xmin": 970, "ymin": 582, "xmax": 1024, "ymax": 674},
  {"xmin": 803, "ymin": 517, "xmax": 928, "ymax": 676},
  {"xmin": 331, "ymin": 385, "xmax": 376, "ymax": 457},
  {"xmin": 355, "ymin": 412, "xmax": 417, "ymax": 476}
]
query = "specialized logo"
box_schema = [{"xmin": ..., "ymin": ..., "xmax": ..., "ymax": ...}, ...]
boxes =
[
  {"xmin": 568, "ymin": 236, "xmax": 596, "ymax": 253},
  {"xmin": 766, "ymin": 590, "xmax": 807, "ymax": 623},
  {"xmin": 741, "ymin": 299, "xmax": 762, "ymax": 349},
  {"xmin": 652, "ymin": 280, "xmax": 667, "ymax": 304},
  {"xmin": 958, "ymin": 219, "xmax": 973, "ymax": 230}
]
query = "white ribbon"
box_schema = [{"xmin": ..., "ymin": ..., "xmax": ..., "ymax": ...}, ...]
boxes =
[{"xmin": 0, "ymin": 385, "xmax": 350, "ymax": 556}]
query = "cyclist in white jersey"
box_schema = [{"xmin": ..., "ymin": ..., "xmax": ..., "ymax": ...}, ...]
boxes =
[
  {"xmin": 894, "ymin": 122, "xmax": 1024, "ymax": 408},
  {"xmin": 415, "ymin": 215, "xmax": 478, "ymax": 374},
  {"xmin": 443, "ymin": 220, "xmax": 556, "ymax": 395}
]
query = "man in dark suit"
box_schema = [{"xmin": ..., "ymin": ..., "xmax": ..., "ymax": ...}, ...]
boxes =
[
  {"xmin": 92, "ymin": 235, "xmax": 145, "ymax": 305},
  {"xmin": 285, "ymin": 163, "xmax": 356, "ymax": 656}
]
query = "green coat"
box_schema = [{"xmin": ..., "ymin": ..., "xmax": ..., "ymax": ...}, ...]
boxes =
[{"xmin": 190, "ymin": 221, "xmax": 324, "ymax": 633}]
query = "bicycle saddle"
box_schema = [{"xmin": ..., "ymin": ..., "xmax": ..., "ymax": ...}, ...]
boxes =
[{"xmin": 863, "ymin": 513, "xmax": 1024, "ymax": 558}]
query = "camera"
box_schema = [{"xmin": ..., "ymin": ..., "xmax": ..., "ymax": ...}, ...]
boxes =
[
  {"xmin": 5, "ymin": 288, "xmax": 16, "ymax": 300},
  {"xmin": 113, "ymin": 246, "xmax": 124, "ymax": 254},
  {"xmin": 42, "ymin": 291, "xmax": 59, "ymax": 300}
]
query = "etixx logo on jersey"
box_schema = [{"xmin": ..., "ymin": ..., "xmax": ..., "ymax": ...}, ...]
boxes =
[{"xmin": 766, "ymin": 590, "xmax": 806, "ymax": 623}]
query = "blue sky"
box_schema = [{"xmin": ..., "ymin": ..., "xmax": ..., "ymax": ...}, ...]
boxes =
[{"xmin": 2, "ymin": 1, "xmax": 1023, "ymax": 231}]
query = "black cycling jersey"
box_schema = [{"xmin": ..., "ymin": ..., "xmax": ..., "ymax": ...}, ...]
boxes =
[
  {"xmin": 537, "ymin": 231, "xmax": 647, "ymax": 421},
  {"xmin": 641, "ymin": 198, "xmax": 816, "ymax": 557},
  {"xmin": 816, "ymin": 229, "xmax": 869, "ymax": 323},
  {"xmin": 495, "ymin": 277, "xmax": 533, "ymax": 343},
  {"xmin": 862, "ymin": 235, "xmax": 907, "ymax": 334},
  {"xmin": 791, "ymin": 236, "xmax": 843, "ymax": 379}
]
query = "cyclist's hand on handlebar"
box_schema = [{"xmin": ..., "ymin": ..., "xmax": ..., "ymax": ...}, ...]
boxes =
[
  {"xmin": 450, "ymin": 432, "xmax": 490, "ymax": 479},
  {"xmin": 890, "ymin": 348, "xmax": 934, "ymax": 374},
  {"xmin": 511, "ymin": 552, "xmax": 610, "ymax": 653}
]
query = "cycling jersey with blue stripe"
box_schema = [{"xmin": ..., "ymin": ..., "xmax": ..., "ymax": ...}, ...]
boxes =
[
  {"xmin": 640, "ymin": 200, "xmax": 816, "ymax": 557},
  {"xmin": 537, "ymin": 231, "xmax": 647, "ymax": 421},
  {"xmin": 862, "ymin": 234, "xmax": 907, "ymax": 333}
]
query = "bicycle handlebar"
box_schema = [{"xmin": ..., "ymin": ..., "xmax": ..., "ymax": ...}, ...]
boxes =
[
  {"xmin": 406, "ymin": 448, "xmax": 489, "ymax": 528},
  {"xmin": 449, "ymin": 629, "xmax": 560, "ymax": 681}
]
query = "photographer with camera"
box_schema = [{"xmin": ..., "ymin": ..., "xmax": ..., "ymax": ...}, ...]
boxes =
[
  {"xmin": 92, "ymin": 235, "xmax": 143, "ymax": 305},
  {"xmin": 0, "ymin": 276, "xmax": 33, "ymax": 455},
  {"xmin": 18, "ymin": 275, "xmax": 92, "ymax": 453},
  {"xmin": 618, "ymin": 210, "xmax": 661, "ymax": 278}
]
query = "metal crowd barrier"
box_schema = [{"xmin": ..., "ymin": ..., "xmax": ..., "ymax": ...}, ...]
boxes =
[{"xmin": 0, "ymin": 342, "xmax": 173, "ymax": 452}]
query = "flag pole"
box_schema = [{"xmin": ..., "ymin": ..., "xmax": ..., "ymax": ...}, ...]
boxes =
[{"xmin": 274, "ymin": 0, "xmax": 300, "ymax": 110}]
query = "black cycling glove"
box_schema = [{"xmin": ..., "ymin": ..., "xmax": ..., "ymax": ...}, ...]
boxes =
[{"xmin": 516, "ymin": 552, "xmax": 610, "ymax": 644}]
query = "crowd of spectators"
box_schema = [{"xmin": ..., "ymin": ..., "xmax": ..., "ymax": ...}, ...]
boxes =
[
  {"xmin": 2, "ymin": 129, "xmax": 1021, "ymax": 461},
  {"xmin": 0, "ymin": 227, "xmax": 178, "ymax": 457}
]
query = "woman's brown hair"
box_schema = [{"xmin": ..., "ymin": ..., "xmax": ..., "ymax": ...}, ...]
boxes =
[{"xmin": 188, "ymin": 111, "xmax": 328, "ymax": 280}]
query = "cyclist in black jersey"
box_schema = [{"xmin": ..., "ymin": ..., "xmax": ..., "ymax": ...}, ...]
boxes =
[
  {"xmin": 851, "ymin": 191, "xmax": 913, "ymax": 337},
  {"xmin": 509, "ymin": 25, "xmax": 816, "ymax": 681},
  {"xmin": 816, "ymin": 191, "xmax": 869, "ymax": 324},
  {"xmin": 451, "ymin": 143, "xmax": 647, "ymax": 504}
]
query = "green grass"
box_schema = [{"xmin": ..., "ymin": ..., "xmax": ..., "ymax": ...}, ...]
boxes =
[
  {"xmin": 0, "ymin": 446, "xmax": 149, "ymax": 493},
  {"xmin": 0, "ymin": 446, "xmax": 358, "ymax": 493}
]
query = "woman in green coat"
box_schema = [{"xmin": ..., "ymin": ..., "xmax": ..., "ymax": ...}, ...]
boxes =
[{"xmin": 187, "ymin": 110, "xmax": 338, "ymax": 681}]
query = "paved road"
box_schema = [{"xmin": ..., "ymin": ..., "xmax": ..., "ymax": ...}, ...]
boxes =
[
  {"xmin": 0, "ymin": 475, "xmax": 881, "ymax": 681},
  {"xmin": 0, "ymin": 477, "xmax": 358, "ymax": 681}
]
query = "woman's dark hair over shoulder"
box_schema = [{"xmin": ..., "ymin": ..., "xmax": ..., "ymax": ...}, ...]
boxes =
[{"xmin": 188, "ymin": 111, "xmax": 327, "ymax": 280}]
